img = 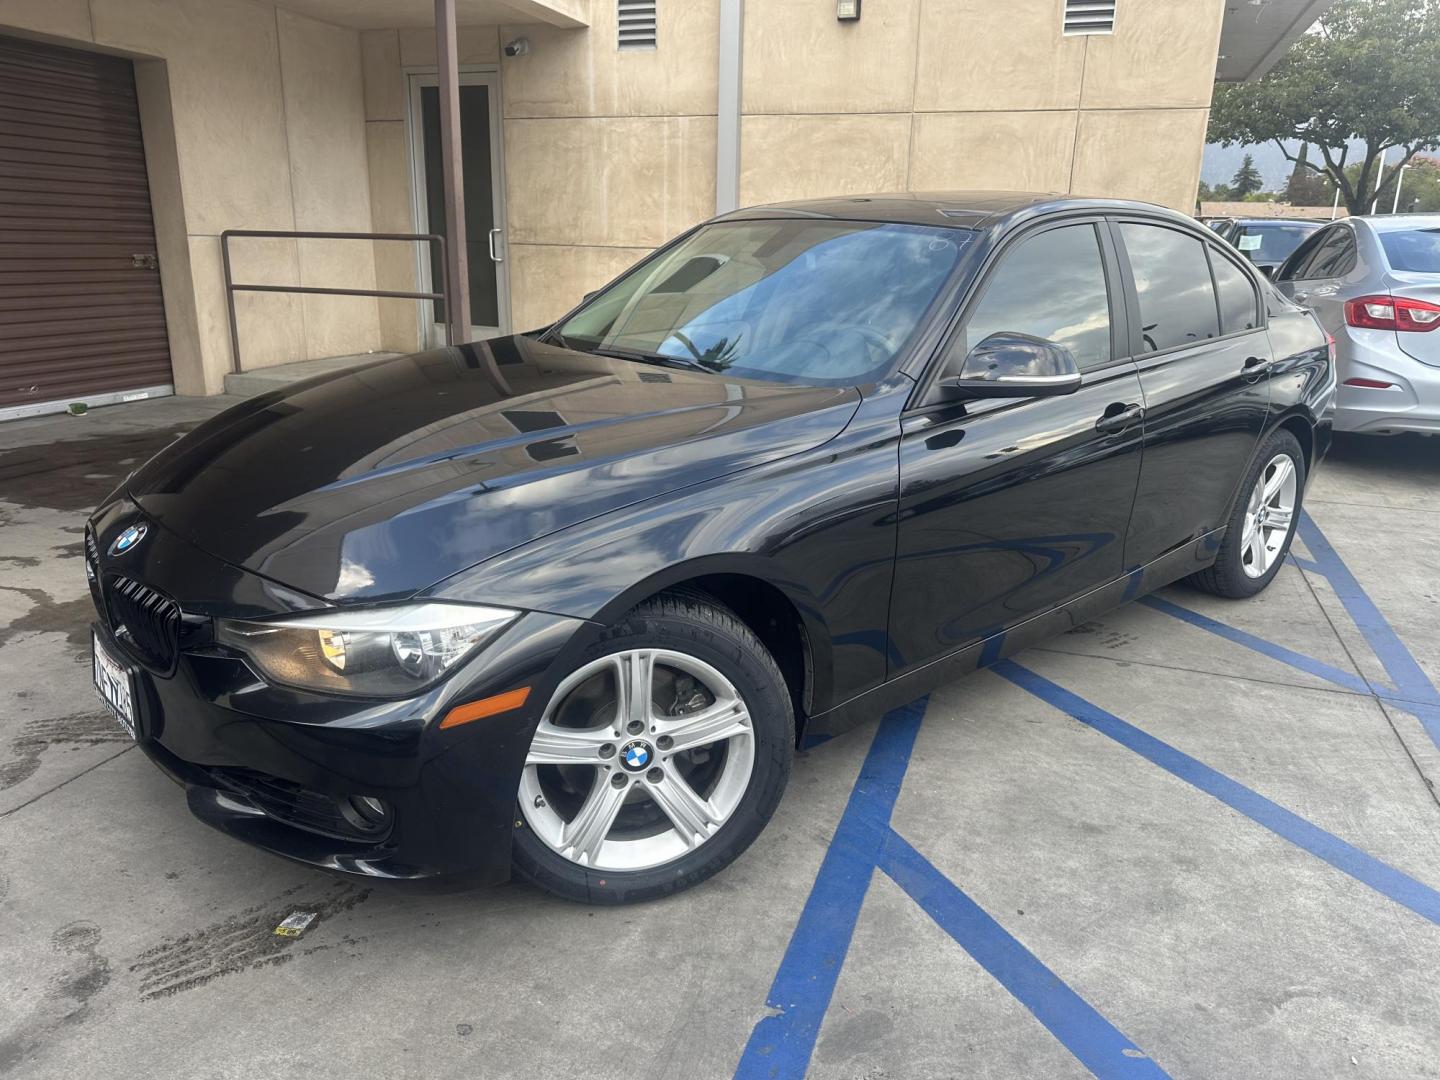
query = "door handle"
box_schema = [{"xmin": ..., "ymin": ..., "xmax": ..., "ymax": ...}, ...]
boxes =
[
  {"xmin": 1095, "ymin": 403, "xmax": 1143, "ymax": 434},
  {"xmin": 488, "ymin": 227, "xmax": 504, "ymax": 263},
  {"xmin": 1242, "ymin": 355, "xmax": 1274, "ymax": 381}
]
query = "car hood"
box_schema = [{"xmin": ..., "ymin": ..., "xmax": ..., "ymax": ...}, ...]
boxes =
[{"xmin": 126, "ymin": 337, "xmax": 860, "ymax": 602}]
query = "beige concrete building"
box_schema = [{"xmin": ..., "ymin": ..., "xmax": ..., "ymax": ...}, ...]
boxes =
[{"xmin": 0, "ymin": 0, "xmax": 1329, "ymax": 418}]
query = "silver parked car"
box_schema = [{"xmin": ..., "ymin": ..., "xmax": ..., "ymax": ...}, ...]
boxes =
[{"xmin": 1274, "ymin": 215, "xmax": 1440, "ymax": 435}]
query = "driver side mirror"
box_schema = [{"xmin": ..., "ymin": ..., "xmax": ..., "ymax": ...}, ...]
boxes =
[{"xmin": 939, "ymin": 332, "xmax": 1083, "ymax": 398}]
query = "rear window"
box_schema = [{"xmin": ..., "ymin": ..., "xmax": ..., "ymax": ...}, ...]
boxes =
[
  {"xmin": 1379, "ymin": 228, "xmax": 1440, "ymax": 273},
  {"xmin": 1120, "ymin": 223, "xmax": 1219, "ymax": 353},
  {"xmin": 1233, "ymin": 224, "xmax": 1318, "ymax": 265}
]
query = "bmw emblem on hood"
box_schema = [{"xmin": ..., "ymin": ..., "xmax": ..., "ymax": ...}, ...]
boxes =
[
  {"xmin": 109, "ymin": 523, "xmax": 148, "ymax": 556},
  {"xmin": 620, "ymin": 740, "xmax": 652, "ymax": 771}
]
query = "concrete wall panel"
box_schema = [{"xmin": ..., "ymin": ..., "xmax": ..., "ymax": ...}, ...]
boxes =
[
  {"xmin": 278, "ymin": 9, "xmax": 381, "ymax": 358},
  {"xmin": 739, "ymin": 113, "xmax": 910, "ymax": 206},
  {"xmin": 505, "ymin": 116, "xmax": 715, "ymax": 247},
  {"xmin": 910, "ymin": 110, "xmax": 1076, "ymax": 194},
  {"xmin": 500, "ymin": 0, "xmax": 719, "ymax": 119},
  {"xmin": 1081, "ymin": 0, "xmax": 1226, "ymax": 110},
  {"xmin": 742, "ymin": 0, "xmax": 920, "ymax": 115},
  {"xmin": 1071, "ymin": 108, "xmax": 1211, "ymax": 210},
  {"xmin": 915, "ymin": 0, "xmax": 1085, "ymax": 112}
]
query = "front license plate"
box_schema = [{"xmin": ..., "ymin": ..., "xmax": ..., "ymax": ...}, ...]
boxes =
[{"xmin": 92, "ymin": 631, "xmax": 137, "ymax": 739}]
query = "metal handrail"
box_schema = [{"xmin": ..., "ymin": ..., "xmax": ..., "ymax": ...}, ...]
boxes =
[{"xmin": 220, "ymin": 229, "xmax": 453, "ymax": 374}]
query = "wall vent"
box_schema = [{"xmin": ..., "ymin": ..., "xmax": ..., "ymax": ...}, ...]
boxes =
[
  {"xmin": 1063, "ymin": 0, "xmax": 1115, "ymax": 35},
  {"xmin": 618, "ymin": 1, "xmax": 657, "ymax": 50}
]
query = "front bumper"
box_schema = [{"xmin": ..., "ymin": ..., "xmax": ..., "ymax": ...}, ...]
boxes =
[{"xmin": 89, "ymin": 499, "xmax": 590, "ymax": 884}]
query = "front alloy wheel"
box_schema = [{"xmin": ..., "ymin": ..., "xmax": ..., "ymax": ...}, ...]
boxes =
[
  {"xmin": 511, "ymin": 592, "xmax": 793, "ymax": 904},
  {"xmin": 519, "ymin": 649, "xmax": 755, "ymax": 871}
]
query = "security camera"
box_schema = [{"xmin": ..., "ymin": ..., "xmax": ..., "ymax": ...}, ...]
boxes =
[{"xmin": 503, "ymin": 37, "xmax": 530, "ymax": 57}]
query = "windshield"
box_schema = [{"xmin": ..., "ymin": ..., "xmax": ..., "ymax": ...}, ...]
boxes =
[
  {"xmin": 1233, "ymin": 224, "xmax": 1318, "ymax": 264},
  {"xmin": 551, "ymin": 219, "xmax": 968, "ymax": 385},
  {"xmin": 1379, "ymin": 227, "xmax": 1440, "ymax": 273}
]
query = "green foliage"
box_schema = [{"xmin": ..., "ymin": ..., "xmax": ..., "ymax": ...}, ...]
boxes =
[
  {"xmin": 1284, "ymin": 146, "xmax": 1336, "ymax": 205},
  {"xmin": 1231, "ymin": 153, "xmax": 1264, "ymax": 197},
  {"xmin": 1209, "ymin": 0, "xmax": 1440, "ymax": 214},
  {"xmin": 1341, "ymin": 155, "xmax": 1440, "ymax": 211}
]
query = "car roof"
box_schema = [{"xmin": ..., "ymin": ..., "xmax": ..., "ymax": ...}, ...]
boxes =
[
  {"xmin": 1230, "ymin": 218, "xmax": 1324, "ymax": 227},
  {"xmin": 713, "ymin": 191, "xmax": 1196, "ymax": 232},
  {"xmin": 1349, "ymin": 213, "xmax": 1440, "ymax": 233}
]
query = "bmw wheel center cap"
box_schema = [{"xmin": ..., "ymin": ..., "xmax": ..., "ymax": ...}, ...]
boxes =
[
  {"xmin": 109, "ymin": 523, "xmax": 147, "ymax": 556},
  {"xmin": 620, "ymin": 739, "xmax": 653, "ymax": 771}
]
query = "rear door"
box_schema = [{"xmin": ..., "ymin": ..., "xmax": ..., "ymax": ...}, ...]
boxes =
[
  {"xmin": 1273, "ymin": 223, "xmax": 1358, "ymax": 338},
  {"xmin": 890, "ymin": 218, "xmax": 1144, "ymax": 672},
  {"xmin": 1112, "ymin": 218, "xmax": 1271, "ymax": 570}
]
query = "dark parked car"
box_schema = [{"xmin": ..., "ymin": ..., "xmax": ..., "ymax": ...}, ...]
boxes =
[
  {"xmin": 87, "ymin": 193, "xmax": 1334, "ymax": 904},
  {"xmin": 1218, "ymin": 217, "xmax": 1325, "ymax": 278}
]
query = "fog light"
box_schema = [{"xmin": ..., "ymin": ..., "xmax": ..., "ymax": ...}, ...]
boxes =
[{"xmin": 340, "ymin": 794, "xmax": 392, "ymax": 833}]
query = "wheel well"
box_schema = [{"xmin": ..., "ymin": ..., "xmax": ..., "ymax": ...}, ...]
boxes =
[
  {"xmin": 1277, "ymin": 414, "xmax": 1315, "ymax": 473},
  {"xmin": 663, "ymin": 574, "xmax": 813, "ymax": 743}
]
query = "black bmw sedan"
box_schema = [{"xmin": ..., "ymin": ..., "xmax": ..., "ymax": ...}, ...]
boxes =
[{"xmin": 87, "ymin": 193, "xmax": 1334, "ymax": 904}]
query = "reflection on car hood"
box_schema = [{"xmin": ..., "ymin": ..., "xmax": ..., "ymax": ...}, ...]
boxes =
[{"xmin": 127, "ymin": 337, "xmax": 861, "ymax": 601}]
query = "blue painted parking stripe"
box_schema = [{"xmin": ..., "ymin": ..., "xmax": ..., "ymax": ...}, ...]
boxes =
[
  {"xmin": 734, "ymin": 697, "xmax": 927, "ymax": 1080},
  {"xmin": 995, "ymin": 660, "xmax": 1440, "ymax": 927},
  {"xmin": 1296, "ymin": 514, "xmax": 1440, "ymax": 749},
  {"xmin": 879, "ymin": 830, "xmax": 1172, "ymax": 1079},
  {"xmin": 1139, "ymin": 594, "xmax": 1378, "ymax": 696}
]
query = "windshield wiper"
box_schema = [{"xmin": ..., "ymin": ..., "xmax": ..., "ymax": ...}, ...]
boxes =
[{"xmin": 591, "ymin": 347, "xmax": 717, "ymax": 375}]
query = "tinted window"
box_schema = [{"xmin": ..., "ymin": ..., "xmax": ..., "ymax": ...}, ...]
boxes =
[
  {"xmin": 1232, "ymin": 223, "xmax": 1319, "ymax": 265},
  {"xmin": 949, "ymin": 224, "xmax": 1112, "ymax": 372},
  {"xmin": 1119, "ymin": 223, "xmax": 1219, "ymax": 353},
  {"xmin": 1210, "ymin": 249, "xmax": 1259, "ymax": 334},
  {"xmin": 556, "ymin": 219, "xmax": 966, "ymax": 386},
  {"xmin": 1379, "ymin": 227, "xmax": 1440, "ymax": 272},
  {"xmin": 1277, "ymin": 228, "xmax": 1329, "ymax": 281},
  {"xmin": 1308, "ymin": 229, "xmax": 1357, "ymax": 278}
]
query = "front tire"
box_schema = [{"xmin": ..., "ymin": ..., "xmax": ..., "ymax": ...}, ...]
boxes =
[
  {"xmin": 511, "ymin": 591, "xmax": 793, "ymax": 904},
  {"xmin": 1188, "ymin": 428, "xmax": 1305, "ymax": 598}
]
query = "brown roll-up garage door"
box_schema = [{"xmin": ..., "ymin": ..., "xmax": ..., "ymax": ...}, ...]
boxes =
[{"xmin": 0, "ymin": 33, "xmax": 172, "ymax": 418}]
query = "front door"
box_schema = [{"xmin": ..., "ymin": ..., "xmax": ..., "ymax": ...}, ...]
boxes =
[
  {"xmin": 890, "ymin": 220, "xmax": 1145, "ymax": 674},
  {"xmin": 409, "ymin": 72, "xmax": 509, "ymax": 345}
]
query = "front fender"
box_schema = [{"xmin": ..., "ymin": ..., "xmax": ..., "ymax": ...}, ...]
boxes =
[{"xmin": 427, "ymin": 391, "xmax": 906, "ymax": 714}]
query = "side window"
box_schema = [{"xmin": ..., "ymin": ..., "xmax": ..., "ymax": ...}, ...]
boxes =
[
  {"xmin": 1209, "ymin": 248, "xmax": 1260, "ymax": 335},
  {"xmin": 1279, "ymin": 227, "xmax": 1334, "ymax": 281},
  {"xmin": 949, "ymin": 224, "xmax": 1113, "ymax": 373},
  {"xmin": 1119, "ymin": 223, "xmax": 1219, "ymax": 353},
  {"xmin": 1308, "ymin": 229, "xmax": 1357, "ymax": 279}
]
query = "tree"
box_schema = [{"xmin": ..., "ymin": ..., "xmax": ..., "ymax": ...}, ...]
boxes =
[
  {"xmin": 1283, "ymin": 145, "xmax": 1335, "ymax": 205},
  {"xmin": 1208, "ymin": 0, "xmax": 1440, "ymax": 215},
  {"xmin": 1231, "ymin": 154, "xmax": 1264, "ymax": 197}
]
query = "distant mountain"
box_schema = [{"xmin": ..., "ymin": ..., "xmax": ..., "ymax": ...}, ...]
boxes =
[{"xmin": 1203, "ymin": 139, "xmax": 1368, "ymax": 192}]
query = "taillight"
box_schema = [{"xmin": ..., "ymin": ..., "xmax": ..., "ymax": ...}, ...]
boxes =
[{"xmin": 1344, "ymin": 294, "xmax": 1440, "ymax": 332}]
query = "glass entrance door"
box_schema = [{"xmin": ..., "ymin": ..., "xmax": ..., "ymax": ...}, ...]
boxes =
[{"xmin": 408, "ymin": 72, "xmax": 509, "ymax": 344}]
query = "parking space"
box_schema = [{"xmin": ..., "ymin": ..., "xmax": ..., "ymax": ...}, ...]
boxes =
[{"xmin": 3, "ymin": 400, "xmax": 1439, "ymax": 1079}]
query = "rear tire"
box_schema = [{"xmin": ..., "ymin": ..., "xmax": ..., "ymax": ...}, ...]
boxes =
[
  {"xmin": 511, "ymin": 591, "xmax": 793, "ymax": 904},
  {"xmin": 1188, "ymin": 428, "xmax": 1305, "ymax": 599}
]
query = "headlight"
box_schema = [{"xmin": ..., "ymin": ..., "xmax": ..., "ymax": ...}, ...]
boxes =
[{"xmin": 216, "ymin": 602, "xmax": 518, "ymax": 697}]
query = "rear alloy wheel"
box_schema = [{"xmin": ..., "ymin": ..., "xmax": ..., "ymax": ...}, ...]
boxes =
[
  {"xmin": 511, "ymin": 593, "xmax": 792, "ymax": 903},
  {"xmin": 1188, "ymin": 428, "xmax": 1306, "ymax": 598}
]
